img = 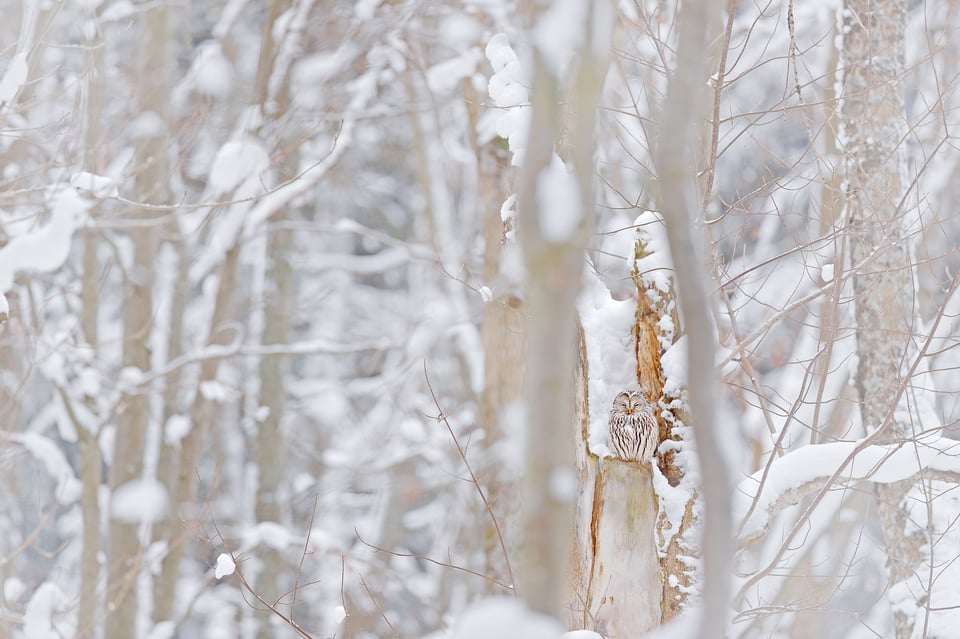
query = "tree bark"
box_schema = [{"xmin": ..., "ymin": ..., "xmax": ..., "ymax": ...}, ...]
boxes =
[
  {"xmin": 571, "ymin": 322, "xmax": 662, "ymax": 637},
  {"xmin": 633, "ymin": 243, "xmax": 697, "ymax": 622},
  {"xmin": 253, "ymin": 221, "xmax": 294, "ymax": 638},
  {"xmin": 464, "ymin": 79, "xmax": 524, "ymax": 593},
  {"xmin": 841, "ymin": 2, "xmax": 920, "ymax": 638},
  {"xmin": 516, "ymin": 2, "xmax": 611, "ymax": 618},
  {"xmin": 152, "ymin": 244, "xmax": 240, "ymax": 623},
  {"xmin": 104, "ymin": 6, "xmax": 168, "ymax": 637},
  {"xmin": 77, "ymin": 4, "xmax": 104, "ymax": 635},
  {"xmin": 251, "ymin": 1, "xmax": 295, "ymax": 633},
  {"xmin": 651, "ymin": 0, "xmax": 729, "ymax": 636}
]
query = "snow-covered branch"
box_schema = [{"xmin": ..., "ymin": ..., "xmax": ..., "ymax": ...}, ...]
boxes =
[{"xmin": 735, "ymin": 434, "xmax": 960, "ymax": 547}]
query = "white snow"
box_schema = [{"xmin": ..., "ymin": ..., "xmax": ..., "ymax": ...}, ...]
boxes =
[
  {"xmin": 451, "ymin": 597, "xmax": 565, "ymax": 639},
  {"xmin": 146, "ymin": 621, "xmax": 176, "ymax": 639},
  {"xmin": 735, "ymin": 434, "xmax": 960, "ymax": 544},
  {"xmin": 78, "ymin": 366, "xmax": 100, "ymax": 397},
  {"xmin": 562, "ymin": 632, "xmax": 604, "ymax": 639},
  {"xmin": 0, "ymin": 52, "xmax": 28, "ymax": 106},
  {"xmin": 427, "ymin": 48, "xmax": 482, "ymax": 96},
  {"xmin": 440, "ymin": 14, "xmax": 480, "ymax": 51},
  {"xmin": 23, "ymin": 582, "xmax": 69, "ymax": 639},
  {"xmin": 3, "ymin": 576, "xmax": 25, "ymax": 603},
  {"xmin": 192, "ymin": 42, "xmax": 233, "ymax": 99},
  {"xmin": 214, "ymin": 553, "xmax": 236, "ymax": 579},
  {"xmin": 481, "ymin": 34, "xmax": 530, "ymax": 166},
  {"xmin": 532, "ymin": 0, "xmax": 587, "ymax": 77},
  {"xmin": 354, "ymin": 0, "xmax": 380, "ymax": 20},
  {"xmin": 820, "ymin": 262, "xmax": 835, "ymax": 282},
  {"xmin": 117, "ymin": 366, "xmax": 145, "ymax": 390},
  {"xmin": 70, "ymin": 171, "xmax": 118, "ymax": 198},
  {"xmin": 242, "ymin": 521, "xmax": 293, "ymax": 551},
  {"xmin": 634, "ymin": 211, "xmax": 675, "ymax": 303},
  {"xmin": 536, "ymin": 155, "xmax": 583, "ymax": 243},
  {"xmin": 199, "ymin": 379, "xmax": 234, "ymax": 402},
  {"xmin": 208, "ymin": 138, "xmax": 270, "ymax": 197},
  {"xmin": 549, "ymin": 466, "xmax": 579, "ymax": 502},
  {"xmin": 164, "ymin": 415, "xmax": 191, "ymax": 446},
  {"xmin": 99, "ymin": 0, "xmax": 136, "ymax": 22},
  {"xmin": 660, "ymin": 336, "xmax": 688, "ymax": 398},
  {"xmin": 110, "ymin": 478, "xmax": 169, "ymax": 524},
  {"xmin": 11, "ymin": 432, "xmax": 82, "ymax": 504},
  {"xmin": 577, "ymin": 270, "xmax": 641, "ymax": 457},
  {"xmin": 128, "ymin": 111, "xmax": 167, "ymax": 139},
  {"xmin": 0, "ymin": 185, "xmax": 90, "ymax": 292}
]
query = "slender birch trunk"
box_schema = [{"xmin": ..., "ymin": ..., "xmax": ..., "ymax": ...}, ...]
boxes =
[
  {"xmin": 77, "ymin": 5, "xmax": 104, "ymax": 635},
  {"xmin": 517, "ymin": 1, "xmax": 611, "ymax": 619},
  {"xmin": 152, "ymin": 245, "xmax": 240, "ymax": 622},
  {"xmin": 651, "ymin": 1, "xmax": 730, "ymax": 637},
  {"xmin": 253, "ymin": 220, "xmax": 294, "ymax": 638},
  {"xmin": 465, "ymin": 81, "xmax": 524, "ymax": 593}
]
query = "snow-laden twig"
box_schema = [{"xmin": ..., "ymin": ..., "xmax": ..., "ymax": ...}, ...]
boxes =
[{"xmin": 130, "ymin": 334, "xmax": 395, "ymax": 390}]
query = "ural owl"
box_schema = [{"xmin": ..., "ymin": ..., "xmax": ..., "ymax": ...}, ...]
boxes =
[{"xmin": 608, "ymin": 390, "xmax": 658, "ymax": 463}]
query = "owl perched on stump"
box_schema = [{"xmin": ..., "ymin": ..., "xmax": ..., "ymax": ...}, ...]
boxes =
[{"xmin": 608, "ymin": 390, "xmax": 658, "ymax": 463}]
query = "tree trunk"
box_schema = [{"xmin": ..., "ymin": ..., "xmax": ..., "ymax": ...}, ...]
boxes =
[
  {"xmin": 516, "ymin": 3, "xmax": 611, "ymax": 618},
  {"xmin": 841, "ymin": 2, "xmax": 919, "ymax": 638},
  {"xmin": 465, "ymin": 79, "xmax": 523, "ymax": 593},
  {"xmin": 253, "ymin": 221, "xmax": 294, "ymax": 637},
  {"xmin": 104, "ymin": 6, "xmax": 168, "ymax": 637},
  {"xmin": 77, "ymin": 5, "xmax": 104, "ymax": 635},
  {"xmin": 651, "ymin": 0, "xmax": 729, "ymax": 636},
  {"xmin": 251, "ymin": 1, "xmax": 295, "ymax": 633},
  {"xmin": 634, "ymin": 239, "xmax": 697, "ymax": 622},
  {"xmin": 153, "ymin": 244, "xmax": 240, "ymax": 623},
  {"xmin": 571, "ymin": 316, "xmax": 662, "ymax": 636}
]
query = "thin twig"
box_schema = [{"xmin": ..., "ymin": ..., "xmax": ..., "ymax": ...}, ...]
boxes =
[
  {"xmin": 291, "ymin": 493, "xmax": 319, "ymax": 618},
  {"xmin": 423, "ymin": 362, "xmax": 516, "ymax": 590},
  {"xmin": 702, "ymin": 0, "xmax": 739, "ymax": 213},
  {"xmin": 207, "ymin": 512, "xmax": 314, "ymax": 639},
  {"xmin": 355, "ymin": 529, "xmax": 512, "ymax": 591},
  {"xmin": 735, "ymin": 268, "xmax": 960, "ymax": 601},
  {"xmin": 787, "ymin": 0, "xmax": 803, "ymax": 101},
  {"xmin": 359, "ymin": 573, "xmax": 402, "ymax": 638}
]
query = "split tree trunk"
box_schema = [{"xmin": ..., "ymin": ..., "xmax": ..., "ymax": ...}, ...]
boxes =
[{"xmin": 570, "ymin": 321, "xmax": 662, "ymax": 635}]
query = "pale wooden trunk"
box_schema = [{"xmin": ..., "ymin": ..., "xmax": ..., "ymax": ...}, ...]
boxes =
[
  {"xmin": 77, "ymin": 7, "xmax": 105, "ymax": 635},
  {"xmin": 841, "ymin": 2, "xmax": 921, "ymax": 638},
  {"xmin": 104, "ymin": 6, "xmax": 168, "ymax": 637}
]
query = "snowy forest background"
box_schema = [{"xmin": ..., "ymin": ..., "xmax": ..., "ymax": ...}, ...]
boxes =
[{"xmin": 2, "ymin": 0, "xmax": 960, "ymax": 638}]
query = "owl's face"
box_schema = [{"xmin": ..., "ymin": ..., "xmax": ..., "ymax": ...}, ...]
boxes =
[{"xmin": 613, "ymin": 391, "xmax": 645, "ymax": 415}]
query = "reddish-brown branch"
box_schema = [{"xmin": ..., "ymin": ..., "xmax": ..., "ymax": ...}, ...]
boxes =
[{"xmin": 423, "ymin": 363, "xmax": 516, "ymax": 590}]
